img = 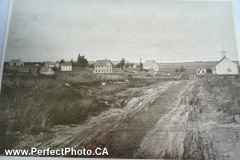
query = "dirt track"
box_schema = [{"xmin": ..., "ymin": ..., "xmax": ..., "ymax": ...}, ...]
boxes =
[{"xmin": 15, "ymin": 78, "xmax": 240, "ymax": 159}]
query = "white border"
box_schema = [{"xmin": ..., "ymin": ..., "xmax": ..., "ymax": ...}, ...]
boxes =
[{"xmin": 0, "ymin": 0, "xmax": 13, "ymax": 92}]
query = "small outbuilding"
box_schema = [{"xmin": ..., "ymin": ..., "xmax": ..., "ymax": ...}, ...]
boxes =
[
  {"xmin": 196, "ymin": 67, "xmax": 206, "ymax": 75},
  {"xmin": 40, "ymin": 67, "xmax": 54, "ymax": 75},
  {"xmin": 148, "ymin": 68, "xmax": 157, "ymax": 76},
  {"xmin": 10, "ymin": 59, "xmax": 24, "ymax": 66}
]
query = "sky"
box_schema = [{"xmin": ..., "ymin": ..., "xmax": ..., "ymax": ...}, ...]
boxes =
[{"xmin": 4, "ymin": 0, "xmax": 240, "ymax": 63}]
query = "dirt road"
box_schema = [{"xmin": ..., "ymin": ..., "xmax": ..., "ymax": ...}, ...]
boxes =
[{"xmin": 15, "ymin": 78, "xmax": 240, "ymax": 159}]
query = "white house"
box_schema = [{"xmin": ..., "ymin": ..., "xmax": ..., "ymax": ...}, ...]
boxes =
[
  {"xmin": 94, "ymin": 59, "xmax": 112, "ymax": 73},
  {"xmin": 61, "ymin": 63, "xmax": 72, "ymax": 71},
  {"xmin": 143, "ymin": 60, "xmax": 159, "ymax": 71},
  {"xmin": 45, "ymin": 62, "xmax": 59, "ymax": 68},
  {"xmin": 10, "ymin": 59, "xmax": 24, "ymax": 66},
  {"xmin": 196, "ymin": 67, "xmax": 206, "ymax": 75},
  {"xmin": 40, "ymin": 67, "xmax": 54, "ymax": 75},
  {"xmin": 214, "ymin": 50, "xmax": 238, "ymax": 75}
]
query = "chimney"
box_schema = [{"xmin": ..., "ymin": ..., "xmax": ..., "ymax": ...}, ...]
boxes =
[{"xmin": 221, "ymin": 49, "xmax": 226, "ymax": 58}]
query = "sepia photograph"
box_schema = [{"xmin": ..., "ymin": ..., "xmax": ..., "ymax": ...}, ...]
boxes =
[{"xmin": 0, "ymin": 0, "xmax": 240, "ymax": 159}]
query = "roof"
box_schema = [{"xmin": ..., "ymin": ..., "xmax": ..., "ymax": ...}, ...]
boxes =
[
  {"xmin": 216, "ymin": 56, "xmax": 237, "ymax": 66},
  {"xmin": 143, "ymin": 60, "xmax": 157, "ymax": 65},
  {"xmin": 61, "ymin": 63, "xmax": 72, "ymax": 66},
  {"xmin": 196, "ymin": 66, "xmax": 206, "ymax": 70},
  {"xmin": 40, "ymin": 67, "xmax": 52, "ymax": 72},
  {"xmin": 88, "ymin": 61, "xmax": 96, "ymax": 65},
  {"xmin": 94, "ymin": 60, "xmax": 111, "ymax": 66},
  {"xmin": 45, "ymin": 61, "xmax": 58, "ymax": 65},
  {"xmin": 11, "ymin": 59, "xmax": 21, "ymax": 63}
]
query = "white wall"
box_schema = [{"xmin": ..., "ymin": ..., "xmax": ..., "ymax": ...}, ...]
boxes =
[{"xmin": 216, "ymin": 59, "xmax": 238, "ymax": 75}]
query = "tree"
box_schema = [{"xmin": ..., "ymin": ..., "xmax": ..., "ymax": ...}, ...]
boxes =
[
  {"xmin": 120, "ymin": 58, "xmax": 125, "ymax": 71},
  {"xmin": 77, "ymin": 54, "xmax": 88, "ymax": 69},
  {"xmin": 53, "ymin": 66, "xmax": 57, "ymax": 71},
  {"xmin": 131, "ymin": 63, "xmax": 134, "ymax": 68},
  {"xmin": 125, "ymin": 63, "xmax": 130, "ymax": 68},
  {"xmin": 60, "ymin": 59, "xmax": 65, "ymax": 64},
  {"xmin": 175, "ymin": 68, "xmax": 179, "ymax": 72},
  {"xmin": 36, "ymin": 67, "xmax": 40, "ymax": 75},
  {"xmin": 140, "ymin": 62, "xmax": 143, "ymax": 71},
  {"xmin": 180, "ymin": 65, "xmax": 185, "ymax": 72}
]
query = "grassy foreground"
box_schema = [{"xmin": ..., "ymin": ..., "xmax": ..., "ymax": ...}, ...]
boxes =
[{"xmin": 0, "ymin": 73, "xmax": 166, "ymax": 152}]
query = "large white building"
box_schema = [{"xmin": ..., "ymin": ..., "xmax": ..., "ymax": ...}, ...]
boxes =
[
  {"xmin": 61, "ymin": 63, "xmax": 72, "ymax": 71},
  {"xmin": 94, "ymin": 59, "xmax": 112, "ymax": 73},
  {"xmin": 213, "ymin": 50, "xmax": 238, "ymax": 75},
  {"xmin": 143, "ymin": 60, "xmax": 159, "ymax": 71}
]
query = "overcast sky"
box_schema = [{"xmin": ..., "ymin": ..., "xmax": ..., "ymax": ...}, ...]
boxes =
[{"xmin": 4, "ymin": 0, "xmax": 239, "ymax": 62}]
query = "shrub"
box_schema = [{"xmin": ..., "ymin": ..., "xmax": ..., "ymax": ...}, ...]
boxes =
[{"xmin": 180, "ymin": 66, "xmax": 185, "ymax": 72}]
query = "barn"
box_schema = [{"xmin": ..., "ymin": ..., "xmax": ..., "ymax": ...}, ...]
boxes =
[{"xmin": 143, "ymin": 60, "xmax": 159, "ymax": 71}]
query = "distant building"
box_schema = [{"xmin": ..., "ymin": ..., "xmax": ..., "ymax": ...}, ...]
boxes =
[
  {"xmin": 111, "ymin": 60, "xmax": 129, "ymax": 66},
  {"xmin": 128, "ymin": 64, "xmax": 137, "ymax": 68},
  {"xmin": 211, "ymin": 67, "xmax": 217, "ymax": 74},
  {"xmin": 10, "ymin": 59, "xmax": 23, "ymax": 66},
  {"xmin": 148, "ymin": 68, "xmax": 157, "ymax": 76},
  {"xmin": 196, "ymin": 67, "xmax": 206, "ymax": 75},
  {"xmin": 45, "ymin": 62, "xmax": 59, "ymax": 68},
  {"xmin": 35, "ymin": 64, "xmax": 40, "ymax": 66},
  {"xmin": 61, "ymin": 63, "xmax": 72, "ymax": 71},
  {"xmin": 40, "ymin": 67, "xmax": 54, "ymax": 75},
  {"xmin": 213, "ymin": 50, "xmax": 238, "ymax": 75},
  {"xmin": 94, "ymin": 59, "xmax": 112, "ymax": 73},
  {"xmin": 143, "ymin": 60, "xmax": 159, "ymax": 71},
  {"xmin": 18, "ymin": 67, "xmax": 38, "ymax": 74}
]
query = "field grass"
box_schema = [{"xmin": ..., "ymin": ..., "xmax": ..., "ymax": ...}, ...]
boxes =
[{"xmin": 0, "ymin": 71, "xmax": 166, "ymax": 152}]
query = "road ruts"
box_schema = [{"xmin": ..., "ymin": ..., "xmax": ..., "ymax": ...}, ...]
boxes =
[{"xmin": 134, "ymin": 80, "xmax": 196, "ymax": 159}]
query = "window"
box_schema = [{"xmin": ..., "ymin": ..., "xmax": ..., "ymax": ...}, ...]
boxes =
[
  {"xmin": 107, "ymin": 69, "xmax": 108, "ymax": 72},
  {"xmin": 99, "ymin": 70, "xmax": 100, "ymax": 72},
  {"xmin": 96, "ymin": 70, "xmax": 97, "ymax": 72}
]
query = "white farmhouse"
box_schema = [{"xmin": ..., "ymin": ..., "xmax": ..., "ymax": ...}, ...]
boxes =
[
  {"xmin": 10, "ymin": 59, "xmax": 24, "ymax": 66},
  {"xmin": 61, "ymin": 63, "xmax": 72, "ymax": 71},
  {"xmin": 196, "ymin": 67, "xmax": 206, "ymax": 75},
  {"xmin": 40, "ymin": 67, "xmax": 54, "ymax": 75},
  {"xmin": 213, "ymin": 50, "xmax": 238, "ymax": 75},
  {"xmin": 143, "ymin": 60, "xmax": 159, "ymax": 71},
  {"xmin": 94, "ymin": 59, "xmax": 112, "ymax": 73}
]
